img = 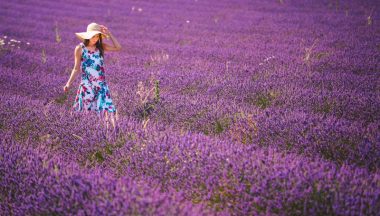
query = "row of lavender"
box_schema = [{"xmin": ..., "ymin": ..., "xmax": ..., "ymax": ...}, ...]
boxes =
[
  {"xmin": 1, "ymin": 94, "xmax": 379, "ymax": 215},
  {"xmin": 1, "ymin": 141, "xmax": 209, "ymax": 215},
  {"xmin": 1, "ymin": 49, "xmax": 379, "ymax": 171},
  {"xmin": 3, "ymin": 54, "xmax": 380, "ymax": 170}
]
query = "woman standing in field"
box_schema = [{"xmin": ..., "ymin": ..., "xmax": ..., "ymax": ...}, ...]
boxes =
[{"xmin": 63, "ymin": 22, "xmax": 122, "ymax": 132}]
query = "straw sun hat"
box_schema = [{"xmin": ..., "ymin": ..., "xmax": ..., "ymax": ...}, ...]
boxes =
[{"xmin": 75, "ymin": 22, "xmax": 109, "ymax": 41}]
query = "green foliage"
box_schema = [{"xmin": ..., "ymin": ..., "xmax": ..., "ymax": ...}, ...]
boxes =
[
  {"xmin": 183, "ymin": 109, "xmax": 209, "ymax": 130},
  {"xmin": 285, "ymin": 141, "xmax": 293, "ymax": 151},
  {"xmin": 105, "ymin": 145, "xmax": 113, "ymax": 155},
  {"xmin": 241, "ymin": 133, "xmax": 253, "ymax": 145},
  {"xmin": 255, "ymin": 93, "xmax": 272, "ymax": 109},
  {"xmin": 86, "ymin": 132, "xmax": 128, "ymax": 166},
  {"xmin": 318, "ymin": 137, "xmax": 356, "ymax": 165},
  {"xmin": 14, "ymin": 121, "xmax": 36, "ymax": 142},
  {"xmin": 54, "ymin": 94, "xmax": 67, "ymax": 105},
  {"xmin": 180, "ymin": 84, "xmax": 198, "ymax": 95},
  {"xmin": 285, "ymin": 183, "xmax": 335, "ymax": 215},
  {"xmin": 140, "ymin": 101, "xmax": 156, "ymax": 120},
  {"xmin": 135, "ymin": 79, "xmax": 161, "ymax": 121},
  {"xmin": 200, "ymin": 116, "xmax": 231, "ymax": 136},
  {"xmin": 214, "ymin": 117, "xmax": 230, "ymax": 134},
  {"xmin": 127, "ymin": 132, "xmax": 137, "ymax": 141},
  {"xmin": 312, "ymin": 98, "xmax": 336, "ymax": 114},
  {"xmin": 154, "ymin": 79, "xmax": 160, "ymax": 103},
  {"xmin": 244, "ymin": 90, "xmax": 278, "ymax": 109},
  {"xmin": 94, "ymin": 151, "xmax": 104, "ymax": 163}
]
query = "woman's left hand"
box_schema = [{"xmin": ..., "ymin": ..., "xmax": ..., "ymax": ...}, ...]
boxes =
[{"xmin": 99, "ymin": 25, "xmax": 111, "ymax": 37}]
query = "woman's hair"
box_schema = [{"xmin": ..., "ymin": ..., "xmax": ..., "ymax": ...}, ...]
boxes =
[{"xmin": 83, "ymin": 33, "xmax": 104, "ymax": 58}]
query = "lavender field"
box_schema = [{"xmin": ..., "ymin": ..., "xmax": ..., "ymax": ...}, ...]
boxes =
[{"xmin": 1, "ymin": 0, "xmax": 379, "ymax": 215}]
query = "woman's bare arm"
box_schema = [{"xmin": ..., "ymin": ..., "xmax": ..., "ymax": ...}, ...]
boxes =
[
  {"xmin": 100, "ymin": 25, "xmax": 122, "ymax": 52},
  {"xmin": 63, "ymin": 45, "xmax": 82, "ymax": 92}
]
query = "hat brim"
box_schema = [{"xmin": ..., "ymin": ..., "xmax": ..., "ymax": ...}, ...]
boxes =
[{"xmin": 75, "ymin": 31, "xmax": 108, "ymax": 41}]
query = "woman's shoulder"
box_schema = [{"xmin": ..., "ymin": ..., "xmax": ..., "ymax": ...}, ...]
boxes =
[
  {"xmin": 74, "ymin": 43, "xmax": 83, "ymax": 56},
  {"xmin": 75, "ymin": 42, "xmax": 85, "ymax": 50},
  {"xmin": 77, "ymin": 42, "xmax": 85, "ymax": 48}
]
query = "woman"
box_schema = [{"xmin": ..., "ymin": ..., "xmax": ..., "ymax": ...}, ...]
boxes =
[{"xmin": 63, "ymin": 22, "xmax": 122, "ymax": 132}]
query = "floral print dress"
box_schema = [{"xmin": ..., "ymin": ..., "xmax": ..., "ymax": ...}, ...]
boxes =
[{"xmin": 73, "ymin": 42, "xmax": 116, "ymax": 113}]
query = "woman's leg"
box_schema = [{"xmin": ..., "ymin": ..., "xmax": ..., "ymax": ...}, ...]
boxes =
[
  {"xmin": 105, "ymin": 111, "xmax": 117, "ymax": 130},
  {"xmin": 104, "ymin": 111, "xmax": 110, "ymax": 130},
  {"xmin": 96, "ymin": 111, "xmax": 108, "ymax": 140},
  {"xmin": 104, "ymin": 111, "xmax": 118, "ymax": 141}
]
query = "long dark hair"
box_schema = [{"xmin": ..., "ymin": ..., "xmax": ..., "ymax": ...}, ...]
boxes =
[{"xmin": 83, "ymin": 33, "xmax": 104, "ymax": 59}]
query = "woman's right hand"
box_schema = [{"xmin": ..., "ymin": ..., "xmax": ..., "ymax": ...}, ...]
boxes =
[{"xmin": 63, "ymin": 84, "xmax": 70, "ymax": 93}]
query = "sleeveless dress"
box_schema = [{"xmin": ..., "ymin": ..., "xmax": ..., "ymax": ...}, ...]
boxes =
[{"xmin": 73, "ymin": 42, "xmax": 116, "ymax": 113}]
